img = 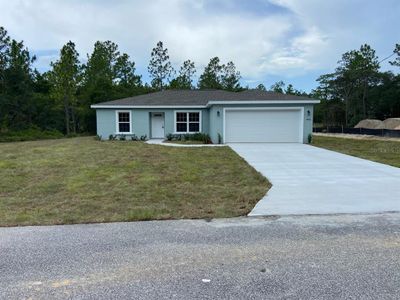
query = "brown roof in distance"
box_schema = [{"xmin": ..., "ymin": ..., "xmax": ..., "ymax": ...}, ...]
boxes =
[{"xmin": 92, "ymin": 89, "xmax": 317, "ymax": 107}]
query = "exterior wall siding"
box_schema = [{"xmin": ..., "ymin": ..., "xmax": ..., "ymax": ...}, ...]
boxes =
[
  {"xmin": 96, "ymin": 109, "xmax": 117, "ymax": 139},
  {"xmin": 95, "ymin": 104, "xmax": 314, "ymax": 143},
  {"xmin": 96, "ymin": 108, "xmax": 209, "ymax": 140},
  {"xmin": 208, "ymin": 103, "xmax": 314, "ymax": 144},
  {"xmin": 303, "ymin": 104, "xmax": 314, "ymax": 143},
  {"xmin": 208, "ymin": 105, "xmax": 224, "ymax": 144}
]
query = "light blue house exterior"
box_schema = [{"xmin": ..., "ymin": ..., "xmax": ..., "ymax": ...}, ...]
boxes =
[{"xmin": 91, "ymin": 90, "xmax": 319, "ymax": 144}]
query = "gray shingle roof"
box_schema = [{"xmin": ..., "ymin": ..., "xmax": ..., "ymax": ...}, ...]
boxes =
[{"xmin": 92, "ymin": 89, "xmax": 317, "ymax": 107}]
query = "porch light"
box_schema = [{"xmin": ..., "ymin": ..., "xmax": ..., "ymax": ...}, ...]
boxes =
[
  {"xmin": 217, "ymin": 111, "xmax": 220, "ymax": 117},
  {"xmin": 307, "ymin": 110, "xmax": 311, "ymax": 117}
]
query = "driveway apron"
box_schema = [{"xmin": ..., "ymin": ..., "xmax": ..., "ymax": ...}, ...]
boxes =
[{"xmin": 229, "ymin": 143, "xmax": 400, "ymax": 215}]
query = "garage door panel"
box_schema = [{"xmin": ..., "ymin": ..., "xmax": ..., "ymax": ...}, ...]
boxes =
[{"xmin": 225, "ymin": 109, "xmax": 302, "ymax": 143}]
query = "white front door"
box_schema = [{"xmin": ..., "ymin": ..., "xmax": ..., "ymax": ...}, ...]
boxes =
[{"xmin": 151, "ymin": 113, "xmax": 165, "ymax": 138}]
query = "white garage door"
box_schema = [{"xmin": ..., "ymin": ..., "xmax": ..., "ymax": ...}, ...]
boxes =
[{"xmin": 225, "ymin": 109, "xmax": 303, "ymax": 143}]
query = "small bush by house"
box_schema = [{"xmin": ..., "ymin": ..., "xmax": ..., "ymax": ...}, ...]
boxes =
[{"xmin": 166, "ymin": 133, "xmax": 212, "ymax": 144}]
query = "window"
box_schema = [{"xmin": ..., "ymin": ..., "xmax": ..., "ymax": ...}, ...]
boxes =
[
  {"xmin": 116, "ymin": 111, "xmax": 131, "ymax": 133},
  {"xmin": 175, "ymin": 111, "xmax": 201, "ymax": 133},
  {"xmin": 176, "ymin": 112, "xmax": 187, "ymax": 132},
  {"xmin": 188, "ymin": 112, "xmax": 200, "ymax": 132}
]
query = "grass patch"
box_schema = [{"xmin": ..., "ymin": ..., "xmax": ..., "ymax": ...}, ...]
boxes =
[
  {"xmin": 0, "ymin": 137, "xmax": 270, "ymax": 226},
  {"xmin": 312, "ymin": 135, "xmax": 400, "ymax": 168}
]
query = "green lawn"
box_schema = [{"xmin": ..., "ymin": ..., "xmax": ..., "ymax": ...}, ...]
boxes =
[
  {"xmin": 0, "ymin": 137, "xmax": 270, "ymax": 226},
  {"xmin": 312, "ymin": 135, "xmax": 400, "ymax": 168}
]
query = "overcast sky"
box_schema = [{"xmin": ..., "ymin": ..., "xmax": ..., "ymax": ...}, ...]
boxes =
[{"xmin": 1, "ymin": 0, "xmax": 399, "ymax": 91}]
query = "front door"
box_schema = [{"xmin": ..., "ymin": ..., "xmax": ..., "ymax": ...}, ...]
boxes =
[{"xmin": 151, "ymin": 113, "xmax": 165, "ymax": 138}]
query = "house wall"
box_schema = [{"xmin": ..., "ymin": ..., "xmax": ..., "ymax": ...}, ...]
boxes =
[
  {"xmin": 95, "ymin": 104, "xmax": 314, "ymax": 143},
  {"xmin": 95, "ymin": 108, "xmax": 209, "ymax": 139},
  {"xmin": 96, "ymin": 109, "xmax": 116, "ymax": 139},
  {"xmin": 208, "ymin": 103, "xmax": 314, "ymax": 144}
]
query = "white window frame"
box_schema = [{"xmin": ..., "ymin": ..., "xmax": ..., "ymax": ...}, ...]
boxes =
[
  {"xmin": 115, "ymin": 110, "xmax": 132, "ymax": 134},
  {"xmin": 174, "ymin": 110, "xmax": 202, "ymax": 134}
]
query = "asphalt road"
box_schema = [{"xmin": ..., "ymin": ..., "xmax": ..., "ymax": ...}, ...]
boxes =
[{"xmin": 1, "ymin": 213, "xmax": 400, "ymax": 299}]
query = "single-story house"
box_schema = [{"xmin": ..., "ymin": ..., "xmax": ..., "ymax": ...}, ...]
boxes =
[{"xmin": 91, "ymin": 90, "xmax": 320, "ymax": 144}]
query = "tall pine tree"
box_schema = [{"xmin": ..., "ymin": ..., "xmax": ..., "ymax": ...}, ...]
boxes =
[
  {"xmin": 169, "ymin": 59, "xmax": 196, "ymax": 89},
  {"xmin": 198, "ymin": 57, "xmax": 223, "ymax": 89},
  {"xmin": 148, "ymin": 41, "xmax": 174, "ymax": 90},
  {"xmin": 221, "ymin": 61, "xmax": 241, "ymax": 91},
  {"xmin": 49, "ymin": 41, "xmax": 81, "ymax": 135}
]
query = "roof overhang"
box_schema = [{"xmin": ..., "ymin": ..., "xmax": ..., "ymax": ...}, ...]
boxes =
[
  {"xmin": 206, "ymin": 100, "xmax": 320, "ymax": 106},
  {"xmin": 91, "ymin": 99, "xmax": 320, "ymax": 109},
  {"xmin": 90, "ymin": 105, "xmax": 207, "ymax": 109}
]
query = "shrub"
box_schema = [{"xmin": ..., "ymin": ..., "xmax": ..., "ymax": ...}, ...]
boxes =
[
  {"xmin": 140, "ymin": 134, "xmax": 147, "ymax": 141},
  {"xmin": 94, "ymin": 135, "xmax": 102, "ymax": 141},
  {"xmin": 165, "ymin": 133, "xmax": 212, "ymax": 144},
  {"xmin": 191, "ymin": 132, "xmax": 211, "ymax": 144},
  {"xmin": 218, "ymin": 133, "xmax": 222, "ymax": 144},
  {"xmin": 109, "ymin": 134, "xmax": 116, "ymax": 140},
  {"xmin": 0, "ymin": 128, "xmax": 64, "ymax": 142},
  {"xmin": 131, "ymin": 134, "xmax": 139, "ymax": 141},
  {"xmin": 119, "ymin": 134, "xmax": 126, "ymax": 141},
  {"xmin": 308, "ymin": 133, "xmax": 313, "ymax": 144}
]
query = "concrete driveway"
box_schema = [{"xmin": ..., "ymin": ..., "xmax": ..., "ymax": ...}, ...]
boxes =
[{"xmin": 229, "ymin": 143, "xmax": 400, "ymax": 215}]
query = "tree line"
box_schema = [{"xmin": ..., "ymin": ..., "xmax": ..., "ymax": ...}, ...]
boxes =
[
  {"xmin": 0, "ymin": 25, "xmax": 399, "ymax": 137},
  {"xmin": 312, "ymin": 44, "xmax": 400, "ymax": 127},
  {"xmin": 0, "ymin": 28, "xmax": 244, "ymax": 135}
]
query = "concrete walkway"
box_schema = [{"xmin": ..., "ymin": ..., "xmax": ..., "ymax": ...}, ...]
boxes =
[{"xmin": 229, "ymin": 143, "xmax": 400, "ymax": 216}]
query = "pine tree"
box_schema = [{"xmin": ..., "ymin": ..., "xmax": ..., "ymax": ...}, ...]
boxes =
[
  {"xmin": 148, "ymin": 41, "xmax": 174, "ymax": 90},
  {"xmin": 169, "ymin": 59, "xmax": 196, "ymax": 89},
  {"xmin": 49, "ymin": 41, "xmax": 81, "ymax": 135},
  {"xmin": 221, "ymin": 61, "xmax": 241, "ymax": 91},
  {"xmin": 198, "ymin": 57, "xmax": 223, "ymax": 89}
]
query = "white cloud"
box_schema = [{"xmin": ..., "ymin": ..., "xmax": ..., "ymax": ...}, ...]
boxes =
[
  {"xmin": 1, "ymin": 0, "xmax": 399, "ymax": 88},
  {"xmin": 260, "ymin": 26, "xmax": 330, "ymax": 76},
  {"xmin": 269, "ymin": 0, "xmax": 400, "ymax": 71}
]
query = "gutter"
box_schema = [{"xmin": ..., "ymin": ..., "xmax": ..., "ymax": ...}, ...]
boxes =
[
  {"xmin": 206, "ymin": 100, "xmax": 320, "ymax": 106},
  {"xmin": 90, "ymin": 105, "xmax": 207, "ymax": 109},
  {"xmin": 91, "ymin": 99, "xmax": 320, "ymax": 109}
]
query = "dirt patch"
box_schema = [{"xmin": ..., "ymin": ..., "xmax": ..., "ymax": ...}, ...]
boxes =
[
  {"xmin": 354, "ymin": 119, "xmax": 384, "ymax": 129},
  {"xmin": 354, "ymin": 118, "xmax": 400, "ymax": 130},
  {"xmin": 383, "ymin": 118, "xmax": 400, "ymax": 130}
]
